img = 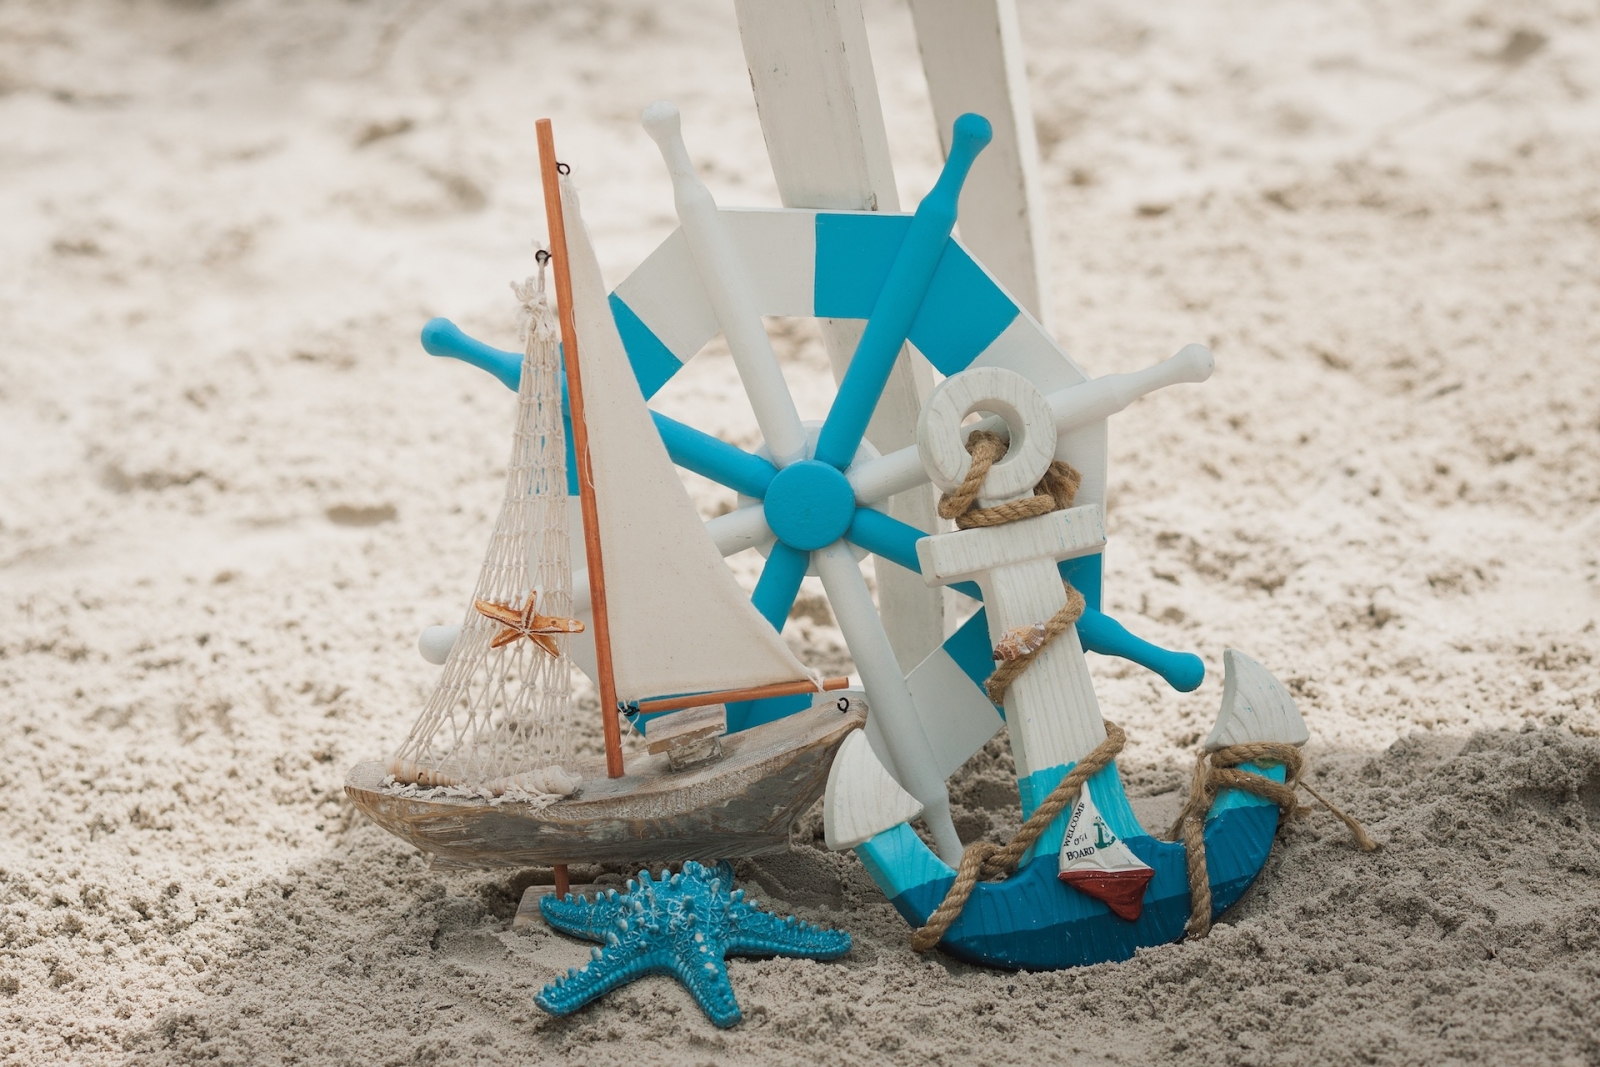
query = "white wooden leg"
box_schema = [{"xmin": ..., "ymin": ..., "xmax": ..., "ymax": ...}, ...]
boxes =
[
  {"xmin": 735, "ymin": 0, "xmax": 947, "ymax": 673},
  {"xmin": 908, "ymin": 0, "xmax": 1052, "ymax": 328}
]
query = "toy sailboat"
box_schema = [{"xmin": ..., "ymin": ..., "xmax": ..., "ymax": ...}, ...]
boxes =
[{"xmin": 345, "ymin": 121, "xmax": 862, "ymax": 869}]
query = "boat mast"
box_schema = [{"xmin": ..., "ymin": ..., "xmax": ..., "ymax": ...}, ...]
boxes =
[{"xmin": 537, "ymin": 118, "xmax": 625, "ymax": 780}]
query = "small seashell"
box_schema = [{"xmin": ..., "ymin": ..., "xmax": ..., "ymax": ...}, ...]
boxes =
[{"xmin": 993, "ymin": 622, "xmax": 1049, "ymax": 662}]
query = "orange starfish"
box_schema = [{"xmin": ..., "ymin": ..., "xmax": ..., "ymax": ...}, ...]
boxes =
[{"xmin": 474, "ymin": 592, "xmax": 585, "ymax": 657}]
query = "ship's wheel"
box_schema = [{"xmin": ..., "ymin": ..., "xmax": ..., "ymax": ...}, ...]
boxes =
[{"xmin": 421, "ymin": 111, "xmax": 1205, "ymax": 863}]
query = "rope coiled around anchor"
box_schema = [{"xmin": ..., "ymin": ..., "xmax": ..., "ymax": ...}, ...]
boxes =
[{"xmin": 1171, "ymin": 742, "xmax": 1379, "ymax": 938}]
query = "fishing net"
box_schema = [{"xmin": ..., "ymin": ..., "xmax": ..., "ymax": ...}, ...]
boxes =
[{"xmin": 386, "ymin": 262, "xmax": 581, "ymax": 805}]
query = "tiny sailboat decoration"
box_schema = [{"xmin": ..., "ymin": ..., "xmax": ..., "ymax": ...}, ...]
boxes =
[
  {"xmin": 345, "ymin": 120, "xmax": 862, "ymax": 868},
  {"xmin": 1056, "ymin": 781, "xmax": 1155, "ymax": 922}
]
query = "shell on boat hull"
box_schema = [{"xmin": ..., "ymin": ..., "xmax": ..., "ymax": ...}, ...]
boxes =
[{"xmin": 345, "ymin": 701, "xmax": 864, "ymax": 868}]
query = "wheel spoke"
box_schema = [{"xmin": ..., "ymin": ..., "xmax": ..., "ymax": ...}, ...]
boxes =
[
  {"xmin": 811, "ymin": 540, "xmax": 964, "ymax": 865},
  {"xmin": 705, "ymin": 505, "xmax": 772, "ymax": 557},
  {"xmin": 844, "ymin": 508, "xmax": 981, "ymax": 600},
  {"xmin": 1075, "ymin": 610, "xmax": 1205, "ymax": 692},
  {"xmin": 750, "ymin": 541, "xmax": 810, "ymax": 632},
  {"xmin": 813, "ymin": 114, "xmax": 992, "ymax": 470},
  {"xmin": 650, "ymin": 412, "xmax": 776, "ymax": 499},
  {"xmin": 643, "ymin": 103, "xmax": 810, "ymax": 467}
]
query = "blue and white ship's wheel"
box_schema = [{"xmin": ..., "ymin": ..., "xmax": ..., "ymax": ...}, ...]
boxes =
[{"xmin": 422, "ymin": 107, "xmax": 1207, "ymax": 865}]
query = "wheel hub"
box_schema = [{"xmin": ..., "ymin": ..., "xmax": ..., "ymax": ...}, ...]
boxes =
[{"xmin": 761, "ymin": 460, "xmax": 857, "ymax": 551}]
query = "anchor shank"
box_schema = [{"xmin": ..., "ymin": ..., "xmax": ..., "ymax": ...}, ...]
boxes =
[{"xmin": 975, "ymin": 560, "xmax": 1107, "ymax": 795}]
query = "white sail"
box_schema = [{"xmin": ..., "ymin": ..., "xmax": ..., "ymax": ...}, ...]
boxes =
[{"xmin": 559, "ymin": 176, "xmax": 816, "ymax": 704}]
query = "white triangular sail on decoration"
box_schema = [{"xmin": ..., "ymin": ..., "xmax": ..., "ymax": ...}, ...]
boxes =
[
  {"xmin": 1057, "ymin": 780, "xmax": 1155, "ymax": 921},
  {"xmin": 557, "ymin": 175, "xmax": 816, "ymax": 704},
  {"xmin": 386, "ymin": 274, "xmax": 582, "ymax": 803}
]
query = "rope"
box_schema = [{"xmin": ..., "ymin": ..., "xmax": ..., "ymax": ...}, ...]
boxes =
[
  {"xmin": 936, "ymin": 430, "xmax": 1082, "ymax": 529},
  {"xmin": 1170, "ymin": 742, "xmax": 1380, "ymax": 939},
  {"xmin": 984, "ymin": 585, "xmax": 1084, "ymax": 705},
  {"xmin": 911, "ymin": 722, "xmax": 1125, "ymax": 951}
]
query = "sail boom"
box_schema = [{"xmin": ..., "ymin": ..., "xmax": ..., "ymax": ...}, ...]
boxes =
[{"xmin": 633, "ymin": 676, "xmax": 850, "ymax": 715}]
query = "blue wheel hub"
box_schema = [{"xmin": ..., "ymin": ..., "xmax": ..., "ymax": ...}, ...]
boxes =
[{"xmin": 761, "ymin": 460, "xmax": 857, "ymax": 552}]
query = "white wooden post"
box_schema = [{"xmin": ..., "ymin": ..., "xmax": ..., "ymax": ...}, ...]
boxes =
[
  {"xmin": 734, "ymin": 0, "xmax": 946, "ymax": 675},
  {"xmin": 908, "ymin": 0, "xmax": 1052, "ymax": 328}
]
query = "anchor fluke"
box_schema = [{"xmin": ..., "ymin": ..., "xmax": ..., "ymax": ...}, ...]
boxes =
[
  {"xmin": 1204, "ymin": 649, "xmax": 1310, "ymax": 751},
  {"xmin": 823, "ymin": 730, "xmax": 924, "ymax": 851}
]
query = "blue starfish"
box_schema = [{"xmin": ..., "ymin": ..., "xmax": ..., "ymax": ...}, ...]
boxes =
[{"xmin": 535, "ymin": 860, "xmax": 851, "ymax": 1028}]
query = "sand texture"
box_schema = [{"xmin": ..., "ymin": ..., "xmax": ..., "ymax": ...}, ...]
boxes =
[{"xmin": 2, "ymin": 0, "xmax": 1598, "ymax": 1064}]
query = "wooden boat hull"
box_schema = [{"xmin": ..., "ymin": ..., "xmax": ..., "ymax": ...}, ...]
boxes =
[{"xmin": 346, "ymin": 701, "xmax": 865, "ymax": 868}]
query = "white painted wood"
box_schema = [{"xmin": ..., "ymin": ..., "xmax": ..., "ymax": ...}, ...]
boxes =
[
  {"xmin": 917, "ymin": 506, "xmax": 1105, "ymax": 586},
  {"xmin": 982, "ymin": 560, "xmax": 1106, "ymax": 779},
  {"xmin": 843, "ymin": 433, "xmax": 927, "ymax": 505},
  {"xmin": 905, "ymin": 643, "xmax": 1005, "ymax": 779},
  {"xmin": 812, "ymin": 538, "xmax": 962, "ymax": 864},
  {"xmin": 823, "ymin": 729, "xmax": 925, "ymax": 850},
  {"xmin": 914, "ymin": 368, "xmax": 1109, "ymax": 780},
  {"xmin": 1045, "ymin": 343, "xmax": 1214, "ymax": 434},
  {"xmin": 735, "ymin": 0, "xmax": 899, "ymax": 213},
  {"xmin": 848, "ymin": 341, "xmax": 1210, "ymax": 507},
  {"xmin": 610, "ymin": 228, "xmax": 713, "ymax": 363},
  {"xmin": 735, "ymin": 0, "xmax": 945, "ymax": 676},
  {"xmin": 916, "ymin": 366, "xmax": 1057, "ymax": 505},
  {"xmin": 642, "ymin": 102, "xmax": 809, "ymax": 468},
  {"xmin": 725, "ymin": 209, "xmax": 816, "ymax": 316},
  {"xmin": 705, "ymin": 503, "xmax": 774, "ymax": 556},
  {"xmin": 1204, "ymin": 650, "xmax": 1311, "ymax": 752},
  {"xmin": 907, "ymin": 0, "xmax": 1052, "ymax": 328}
]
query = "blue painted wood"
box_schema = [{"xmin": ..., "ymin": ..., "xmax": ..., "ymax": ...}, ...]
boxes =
[
  {"xmin": 420, "ymin": 318, "xmax": 579, "ymax": 495},
  {"xmin": 813, "ymin": 215, "xmax": 1016, "ymax": 375},
  {"xmin": 762, "ymin": 460, "xmax": 857, "ymax": 551},
  {"xmin": 1058, "ymin": 555, "xmax": 1101, "ymax": 613},
  {"xmin": 421, "ymin": 317, "xmax": 521, "ymax": 390},
  {"xmin": 843, "ymin": 508, "xmax": 981, "ymax": 600},
  {"xmin": 813, "ymin": 114, "xmax": 993, "ymax": 471},
  {"xmin": 856, "ymin": 762, "xmax": 1286, "ymax": 970},
  {"xmin": 651, "ymin": 412, "xmax": 777, "ymax": 500},
  {"xmin": 724, "ymin": 691, "xmax": 811, "ymax": 734},
  {"xmin": 1075, "ymin": 611, "xmax": 1205, "ymax": 692},
  {"xmin": 608, "ymin": 293, "xmax": 685, "ymax": 398},
  {"xmin": 750, "ymin": 541, "xmax": 810, "ymax": 632},
  {"xmin": 941, "ymin": 601, "xmax": 1202, "ymax": 699},
  {"xmin": 420, "ymin": 319, "xmax": 780, "ymax": 503}
]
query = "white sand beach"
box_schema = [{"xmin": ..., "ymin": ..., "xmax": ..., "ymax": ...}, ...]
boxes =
[{"xmin": 2, "ymin": 1, "xmax": 1597, "ymax": 1063}]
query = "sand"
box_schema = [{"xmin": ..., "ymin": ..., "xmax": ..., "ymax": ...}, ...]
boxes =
[{"xmin": 2, "ymin": 0, "xmax": 1598, "ymax": 1063}]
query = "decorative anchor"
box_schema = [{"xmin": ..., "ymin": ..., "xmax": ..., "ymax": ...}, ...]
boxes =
[
  {"xmin": 821, "ymin": 365, "xmax": 1313, "ymax": 971},
  {"xmin": 915, "ymin": 365, "xmax": 1142, "ymax": 919}
]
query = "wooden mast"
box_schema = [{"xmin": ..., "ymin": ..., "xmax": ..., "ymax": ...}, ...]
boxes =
[{"xmin": 537, "ymin": 118, "xmax": 625, "ymax": 780}]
